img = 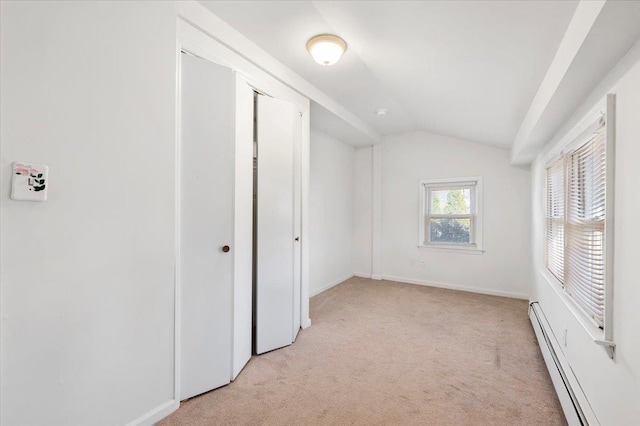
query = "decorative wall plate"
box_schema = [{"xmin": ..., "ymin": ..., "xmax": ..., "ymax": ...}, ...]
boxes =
[{"xmin": 12, "ymin": 162, "xmax": 48, "ymax": 201}]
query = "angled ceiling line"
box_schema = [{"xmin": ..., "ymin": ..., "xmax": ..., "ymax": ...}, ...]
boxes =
[
  {"xmin": 510, "ymin": 0, "xmax": 606, "ymax": 165},
  {"xmin": 310, "ymin": 0, "xmax": 421, "ymax": 135},
  {"xmin": 177, "ymin": 0, "xmax": 383, "ymax": 144}
]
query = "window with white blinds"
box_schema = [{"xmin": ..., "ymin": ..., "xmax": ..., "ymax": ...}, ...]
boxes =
[
  {"xmin": 545, "ymin": 120, "xmax": 608, "ymax": 327},
  {"xmin": 546, "ymin": 158, "xmax": 564, "ymax": 282}
]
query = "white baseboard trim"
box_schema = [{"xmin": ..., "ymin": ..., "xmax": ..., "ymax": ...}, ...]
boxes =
[
  {"xmin": 126, "ymin": 399, "xmax": 178, "ymax": 426},
  {"xmin": 353, "ymin": 272, "xmax": 372, "ymax": 279},
  {"xmin": 371, "ymin": 274, "xmax": 382, "ymax": 280},
  {"xmin": 310, "ymin": 273, "xmax": 354, "ymax": 297},
  {"xmin": 380, "ymin": 274, "xmax": 529, "ymax": 300}
]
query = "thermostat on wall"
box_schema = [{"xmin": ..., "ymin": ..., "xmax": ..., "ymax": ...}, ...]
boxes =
[{"xmin": 11, "ymin": 162, "xmax": 49, "ymax": 201}]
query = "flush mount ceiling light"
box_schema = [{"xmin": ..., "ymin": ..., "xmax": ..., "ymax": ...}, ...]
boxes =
[
  {"xmin": 375, "ymin": 108, "xmax": 387, "ymax": 116},
  {"xmin": 306, "ymin": 35, "xmax": 347, "ymax": 66}
]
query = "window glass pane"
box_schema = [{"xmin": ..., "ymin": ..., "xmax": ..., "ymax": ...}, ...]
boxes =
[
  {"xmin": 429, "ymin": 218, "xmax": 471, "ymax": 244},
  {"xmin": 430, "ymin": 188, "xmax": 471, "ymax": 214}
]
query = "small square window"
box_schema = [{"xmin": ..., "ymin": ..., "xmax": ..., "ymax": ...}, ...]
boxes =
[{"xmin": 419, "ymin": 177, "xmax": 483, "ymax": 252}]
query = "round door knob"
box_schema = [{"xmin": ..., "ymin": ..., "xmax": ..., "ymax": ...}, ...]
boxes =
[{"xmin": 222, "ymin": 245, "xmax": 230, "ymax": 253}]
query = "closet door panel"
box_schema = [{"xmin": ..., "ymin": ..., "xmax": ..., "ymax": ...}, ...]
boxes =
[
  {"xmin": 256, "ymin": 95, "xmax": 295, "ymax": 354},
  {"xmin": 292, "ymin": 112, "xmax": 302, "ymax": 341},
  {"xmin": 180, "ymin": 53, "xmax": 234, "ymax": 400},
  {"xmin": 232, "ymin": 77, "xmax": 254, "ymax": 379}
]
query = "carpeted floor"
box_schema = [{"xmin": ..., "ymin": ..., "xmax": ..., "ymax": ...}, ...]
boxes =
[{"xmin": 159, "ymin": 277, "xmax": 566, "ymax": 425}]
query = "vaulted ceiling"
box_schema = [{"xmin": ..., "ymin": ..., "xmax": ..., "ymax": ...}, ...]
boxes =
[{"xmin": 199, "ymin": 1, "xmax": 640, "ymax": 160}]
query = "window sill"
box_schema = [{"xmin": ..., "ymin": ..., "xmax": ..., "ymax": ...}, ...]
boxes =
[
  {"xmin": 417, "ymin": 245, "xmax": 485, "ymax": 255},
  {"xmin": 538, "ymin": 268, "xmax": 607, "ymax": 344}
]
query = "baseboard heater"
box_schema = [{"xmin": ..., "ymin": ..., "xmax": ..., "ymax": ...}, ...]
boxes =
[{"xmin": 529, "ymin": 302, "xmax": 591, "ymax": 426}]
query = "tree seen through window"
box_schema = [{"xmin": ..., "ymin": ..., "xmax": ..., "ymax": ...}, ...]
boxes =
[{"xmin": 429, "ymin": 188, "xmax": 471, "ymax": 243}]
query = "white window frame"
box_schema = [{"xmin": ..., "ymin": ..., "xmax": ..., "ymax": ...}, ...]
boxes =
[
  {"xmin": 418, "ymin": 177, "xmax": 484, "ymax": 254},
  {"xmin": 541, "ymin": 94, "xmax": 615, "ymax": 358}
]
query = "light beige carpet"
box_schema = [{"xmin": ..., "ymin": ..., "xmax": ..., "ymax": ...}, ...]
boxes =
[{"xmin": 159, "ymin": 277, "xmax": 566, "ymax": 425}]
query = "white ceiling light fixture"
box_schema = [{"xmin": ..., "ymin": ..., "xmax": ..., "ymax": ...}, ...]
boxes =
[
  {"xmin": 375, "ymin": 109, "xmax": 387, "ymax": 116},
  {"xmin": 306, "ymin": 34, "xmax": 347, "ymax": 66}
]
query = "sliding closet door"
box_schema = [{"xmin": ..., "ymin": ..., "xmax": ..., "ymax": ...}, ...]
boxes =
[
  {"xmin": 179, "ymin": 53, "xmax": 234, "ymax": 400},
  {"xmin": 256, "ymin": 95, "xmax": 295, "ymax": 354}
]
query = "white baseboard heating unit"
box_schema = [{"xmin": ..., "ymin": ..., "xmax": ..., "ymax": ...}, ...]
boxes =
[{"xmin": 529, "ymin": 302, "xmax": 597, "ymax": 426}]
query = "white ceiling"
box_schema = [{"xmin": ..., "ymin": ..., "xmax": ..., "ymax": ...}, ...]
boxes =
[{"xmin": 199, "ymin": 1, "xmax": 639, "ymax": 153}]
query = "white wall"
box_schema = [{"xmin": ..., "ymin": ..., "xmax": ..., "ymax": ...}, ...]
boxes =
[
  {"xmin": 530, "ymin": 41, "xmax": 640, "ymax": 425},
  {"xmin": 0, "ymin": 2, "xmax": 177, "ymax": 425},
  {"xmin": 309, "ymin": 130, "xmax": 354, "ymax": 296},
  {"xmin": 356, "ymin": 132, "xmax": 532, "ymax": 299},
  {"xmin": 352, "ymin": 147, "xmax": 373, "ymax": 277}
]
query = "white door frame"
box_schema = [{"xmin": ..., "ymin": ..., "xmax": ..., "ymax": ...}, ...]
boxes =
[{"xmin": 174, "ymin": 17, "xmax": 310, "ymax": 405}]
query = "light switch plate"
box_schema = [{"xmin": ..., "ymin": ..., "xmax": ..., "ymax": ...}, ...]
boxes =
[{"xmin": 11, "ymin": 162, "xmax": 48, "ymax": 201}]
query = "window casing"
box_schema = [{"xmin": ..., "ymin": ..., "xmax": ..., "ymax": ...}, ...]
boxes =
[{"xmin": 419, "ymin": 177, "xmax": 483, "ymax": 252}]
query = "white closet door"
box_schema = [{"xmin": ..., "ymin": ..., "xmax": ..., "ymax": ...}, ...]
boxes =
[
  {"xmin": 292, "ymin": 112, "xmax": 302, "ymax": 341},
  {"xmin": 179, "ymin": 53, "xmax": 234, "ymax": 400},
  {"xmin": 256, "ymin": 95, "xmax": 295, "ymax": 354},
  {"xmin": 232, "ymin": 77, "xmax": 254, "ymax": 379}
]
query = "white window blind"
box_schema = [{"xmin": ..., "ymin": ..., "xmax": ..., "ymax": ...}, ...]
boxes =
[
  {"xmin": 545, "ymin": 120, "xmax": 607, "ymax": 328},
  {"xmin": 565, "ymin": 126, "xmax": 606, "ymax": 326},
  {"xmin": 546, "ymin": 158, "xmax": 565, "ymax": 282}
]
